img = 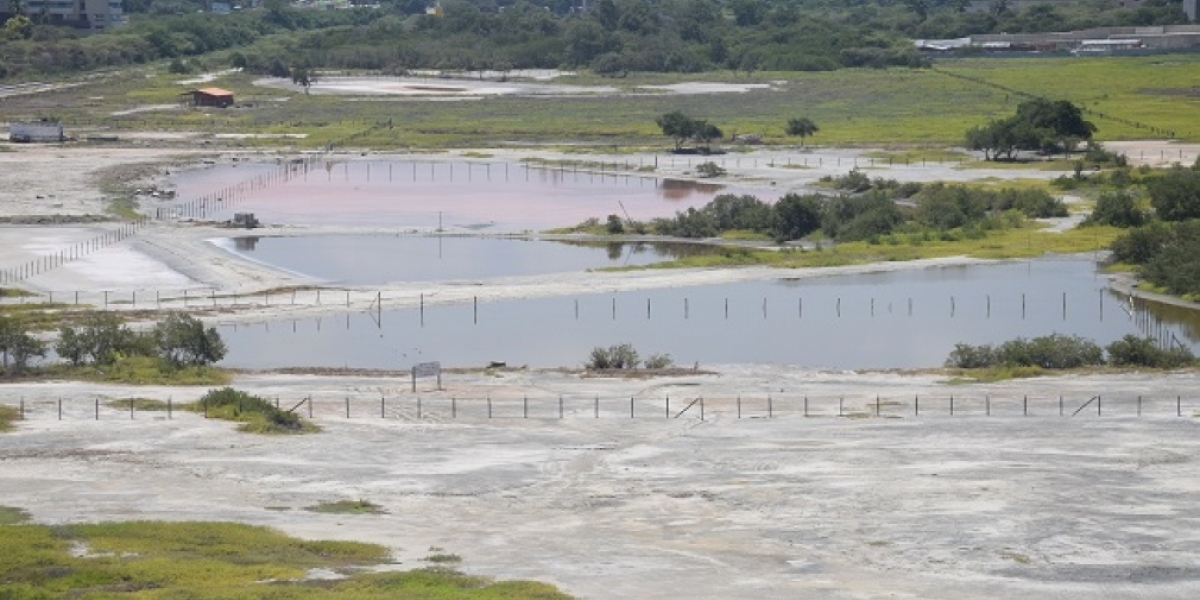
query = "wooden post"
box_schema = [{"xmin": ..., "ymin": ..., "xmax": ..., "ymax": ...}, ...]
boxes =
[
  {"xmin": 487, "ymin": 396, "xmax": 492, "ymax": 418},
  {"xmin": 452, "ymin": 396, "xmax": 456, "ymax": 418},
  {"xmin": 524, "ymin": 396, "xmax": 528, "ymax": 419},
  {"xmin": 875, "ymin": 394, "xmax": 880, "ymax": 416},
  {"xmin": 768, "ymin": 395, "xmax": 773, "ymax": 418},
  {"xmin": 950, "ymin": 395, "xmax": 954, "ymax": 416},
  {"xmin": 737, "ymin": 395, "xmax": 741, "ymax": 419},
  {"xmin": 915, "ymin": 395, "xmax": 919, "ymax": 416},
  {"xmin": 594, "ymin": 395, "xmax": 599, "ymax": 418},
  {"xmin": 58, "ymin": 398, "xmax": 62, "ymax": 420},
  {"xmin": 560, "ymin": 395, "xmax": 564, "ymax": 419},
  {"xmin": 381, "ymin": 397, "xmax": 385, "ymax": 418}
]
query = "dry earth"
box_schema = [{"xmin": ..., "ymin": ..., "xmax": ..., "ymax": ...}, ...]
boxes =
[{"xmin": 2, "ymin": 370, "xmax": 1200, "ymax": 600}]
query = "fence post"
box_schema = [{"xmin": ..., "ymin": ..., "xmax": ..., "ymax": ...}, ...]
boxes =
[
  {"xmin": 1178, "ymin": 395, "xmax": 1181, "ymax": 417},
  {"xmin": 768, "ymin": 395, "xmax": 773, "ymax": 418},
  {"xmin": 950, "ymin": 395, "xmax": 954, "ymax": 416},
  {"xmin": 986, "ymin": 395, "xmax": 990, "ymax": 416},
  {"xmin": 524, "ymin": 396, "xmax": 528, "ymax": 419},
  {"xmin": 1059, "ymin": 395, "xmax": 1064, "ymax": 417},
  {"xmin": 700, "ymin": 397, "xmax": 704, "ymax": 421},
  {"xmin": 664, "ymin": 396, "xmax": 668, "ymax": 419},
  {"xmin": 805, "ymin": 396, "xmax": 809, "ymax": 417},
  {"xmin": 130, "ymin": 397, "xmax": 135, "ymax": 420},
  {"xmin": 1137, "ymin": 395, "xmax": 1141, "ymax": 417},
  {"xmin": 875, "ymin": 395, "xmax": 880, "ymax": 416},
  {"xmin": 560, "ymin": 395, "xmax": 564, "ymax": 419},
  {"xmin": 96, "ymin": 398, "xmax": 100, "ymax": 420},
  {"xmin": 839, "ymin": 397, "xmax": 843, "ymax": 417},
  {"xmin": 488, "ymin": 395, "xmax": 492, "ymax": 419},
  {"xmin": 1023, "ymin": 395, "xmax": 1027, "ymax": 416},
  {"xmin": 308, "ymin": 397, "xmax": 313, "ymax": 419},
  {"xmin": 594, "ymin": 395, "xmax": 599, "ymax": 419},
  {"xmin": 737, "ymin": 395, "xmax": 741, "ymax": 418},
  {"xmin": 381, "ymin": 397, "xmax": 385, "ymax": 418},
  {"xmin": 914, "ymin": 395, "xmax": 918, "ymax": 416},
  {"xmin": 1098, "ymin": 395, "xmax": 1102, "ymax": 416},
  {"xmin": 58, "ymin": 398, "xmax": 62, "ymax": 420},
  {"xmin": 630, "ymin": 397, "xmax": 634, "ymax": 418},
  {"xmin": 417, "ymin": 397, "xmax": 422, "ymax": 419},
  {"xmin": 19, "ymin": 398, "xmax": 24, "ymax": 421},
  {"xmin": 452, "ymin": 397, "xmax": 457, "ymax": 419}
]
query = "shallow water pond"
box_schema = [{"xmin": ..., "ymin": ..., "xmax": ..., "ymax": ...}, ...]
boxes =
[
  {"xmin": 219, "ymin": 258, "xmax": 1197, "ymax": 370},
  {"xmin": 180, "ymin": 160, "xmax": 771, "ymax": 230},
  {"xmin": 216, "ymin": 235, "xmax": 728, "ymax": 284}
]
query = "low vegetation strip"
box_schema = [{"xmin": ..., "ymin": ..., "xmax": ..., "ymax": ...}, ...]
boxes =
[
  {"xmin": 194, "ymin": 387, "xmax": 320, "ymax": 434},
  {"xmin": 0, "ymin": 521, "xmax": 571, "ymax": 599},
  {"xmin": 0, "ymin": 405, "xmax": 16, "ymax": 433}
]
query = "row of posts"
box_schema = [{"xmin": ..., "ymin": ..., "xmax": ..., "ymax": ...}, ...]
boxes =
[{"xmin": 8, "ymin": 394, "xmax": 1190, "ymax": 421}]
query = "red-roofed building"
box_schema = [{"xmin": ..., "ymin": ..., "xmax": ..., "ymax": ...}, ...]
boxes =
[{"xmin": 182, "ymin": 88, "xmax": 235, "ymax": 108}]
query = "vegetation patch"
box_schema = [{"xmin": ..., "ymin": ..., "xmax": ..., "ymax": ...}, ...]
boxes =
[
  {"xmin": 425, "ymin": 553, "xmax": 463, "ymax": 564},
  {"xmin": 104, "ymin": 397, "xmax": 172, "ymax": 412},
  {"xmin": 305, "ymin": 499, "xmax": 386, "ymax": 515},
  {"xmin": 0, "ymin": 405, "xmax": 16, "ymax": 433},
  {"xmin": 0, "ymin": 506, "xmax": 30, "ymax": 525},
  {"xmin": 192, "ymin": 387, "xmax": 320, "ymax": 434},
  {"xmin": 0, "ymin": 521, "xmax": 568, "ymax": 598}
]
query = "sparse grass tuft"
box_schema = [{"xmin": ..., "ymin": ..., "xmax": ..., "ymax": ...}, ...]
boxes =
[
  {"xmin": 425, "ymin": 553, "xmax": 463, "ymax": 563},
  {"xmin": 0, "ymin": 406, "xmax": 17, "ymax": 432},
  {"xmin": 104, "ymin": 397, "xmax": 173, "ymax": 411},
  {"xmin": 305, "ymin": 499, "xmax": 386, "ymax": 515},
  {"xmin": 0, "ymin": 506, "xmax": 31, "ymax": 525}
]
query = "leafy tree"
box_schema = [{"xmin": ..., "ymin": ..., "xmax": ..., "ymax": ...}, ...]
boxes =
[
  {"xmin": 56, "ymin": 313, "xmax": 146, "ymax": 367},
  {"xmin": 1106, "ymin": 335, "xmax": 1194, "ymax": 369},
  {"xmin": 655, "ymin": 110, "xmax": 699, "ymax": 151},
  {"xmin": 771, "ymin": 193, "xmax": 823, "ymax": 241},
  {"xmin": 291, "ymin": 66, "xmax": 317, "ymax": 94},
  {"xmin": 587, "ymin": 343, "xmax": 639, "ymax": 369},
  {"xmin": 785, "ymin": 118, "xmax": 819, "ymax": 146},
  {"xmin": 2, "ymin": 14, "xmax": 33, "ymax": 40},
  {"xmin": 0, "ymin": 316, "xmax": 44, "ymax": 374},
  {"xmin": 153, "ymin": 313, "xmax": 227, "ymax": 368},
  {"xmin": 692, "ymin": 120, "xmax": 722, "ymax": 152},
  {"xmin": 1014, "ymin": 98, "xmax": 1096, "ymax": 152},
  {"xmin": 1148, "ymin": 166, "xmax": 1200, "ymax": 221},
  {"xmin": 1084, "ymin": 190, "xmax": 1146, "ymax": 228},
  {"xmin": 606, "ymin": 214, "xmax": 625, "ymax": 234}
]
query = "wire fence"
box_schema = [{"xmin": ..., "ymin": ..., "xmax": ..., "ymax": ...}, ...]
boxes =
[{"xmin": 2, "ymin": 393, "xmax": 1194, "ymax": 423}]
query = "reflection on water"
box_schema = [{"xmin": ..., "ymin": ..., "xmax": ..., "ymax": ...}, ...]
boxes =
[
  {"xmin": 217, "ymin": 235, "xmax": 728, "ymax": 284},
  {"xmin": 658, "ymin": 178, "xmax": 725, "ymax": 201},
  {"xmin": 219, "ymin": 258, "xmax": 1200, "ymax": 370},
  {"xmin": 189, "ymin": 161, "xmax": 770, "ymax": 230},
  {"xmin": 1126, "ymin": 295, "xmax": 1200, "ymax": 345}
]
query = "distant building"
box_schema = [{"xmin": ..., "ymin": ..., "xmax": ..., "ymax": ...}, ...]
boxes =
[
  {"xmin": 17, "ymin": 0, "xmax": 124, "ymax": 30},
  {"xmin": 1186, "ymin": 0, "xmax": 1197, "ymax": 22},
  {"xmin": 9, "ymin": 120, "xmax": 64, "ymax": 143},
  {"xmin": 182, "ymin": 88, "xmax": 235, "ymax": 108}
]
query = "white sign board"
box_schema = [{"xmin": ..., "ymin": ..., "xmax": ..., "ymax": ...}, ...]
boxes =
[{"xmin": 411, "ymin": 361, "xmax": 441, "ymax": 391}]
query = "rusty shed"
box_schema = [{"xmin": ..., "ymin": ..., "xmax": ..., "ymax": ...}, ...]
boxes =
[{"xmin": 182, "ymin": 87, "xmax": 235, "ymax": 108}]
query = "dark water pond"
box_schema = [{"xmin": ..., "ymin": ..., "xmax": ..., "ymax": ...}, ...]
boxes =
[
  {"xmin": 182, "ymin": 160, "xmax": 771, "ymax": 230},
  {"xmin": 216, "ymin": 235, "xmax": 725, "ymax": 284},
  {"xmin": 219, "ymin": 258, "xmax": 1199, "ymax": 370}
]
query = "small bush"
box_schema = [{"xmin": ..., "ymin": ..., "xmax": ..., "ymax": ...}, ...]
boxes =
[
  {"xmin": 587, "ymin": 343, "xmax": 640, "ymax": 369},
  {"xmin": 643, "ymin": 353, "xmax": 674, "ymax": 369},
  {"xmin": 0, "ymin": 405, "xmax": 17, "ymax": 433},
  {"xmin": 1106, "ymin": 335, "xmax": 1195, "ymax": 368},
  {"xmin": 695, "ymin": 161, "xmax": 726, "ymax": 178},
  {"xmin": 194, "ymin": 387, "xmax": 319, "ymax": 434},
  {"xmin": 946, "ymin": 334, "xmax": 1103, "ymax": 370},
  {"xmin": 945, "ymin": 343, "xmax": 999, "ymax": 368}
]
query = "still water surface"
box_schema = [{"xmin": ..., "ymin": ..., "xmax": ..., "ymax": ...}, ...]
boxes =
[
  {"xmin": 193, "ymin": 161, "xmax": 769, "ymax": 230},
  {"xmin": 220, "ymin": 258, "xmax": 1197, "ymax": 370},
  {"xmin": 217, "ymin": 235, "xmax": 723, "ymax": 284}
]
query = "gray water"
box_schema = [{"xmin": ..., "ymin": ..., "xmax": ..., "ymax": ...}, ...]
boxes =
[
  {"xmin": 220, "ymin": 258, "xmax": 1196, "ymax": 370},
  {"xmin": 216, "ymin": 235, "xmax": 727, "ymax": 284}
]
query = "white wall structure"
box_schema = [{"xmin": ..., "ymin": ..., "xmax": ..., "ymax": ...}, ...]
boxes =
[{"xmin": 9, "ymin": 121, "xmax": 65, "ymax": 143}]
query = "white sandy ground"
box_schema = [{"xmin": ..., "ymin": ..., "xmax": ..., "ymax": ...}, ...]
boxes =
[{"xmin": 2, "ymin": 369, "xmax": 1200, "ymax": 600}]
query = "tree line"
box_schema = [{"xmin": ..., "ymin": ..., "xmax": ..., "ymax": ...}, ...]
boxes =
[
  {"xmin": 0, "ymin": 311, "xmax": 225, "ymax": 377},
  {"xmin": 946, "ymin": 333, "xmax": 1194, "ymax": 370},
  {"xmin": 622, "ymin": 178, "xmax": 1065, "ymax": 244},
  {"xmin": 2, "ymin": 0, "xmax": 1190, "ymax": 80}
]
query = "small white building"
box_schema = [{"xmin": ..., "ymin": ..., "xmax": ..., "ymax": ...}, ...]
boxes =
[{"xmin": 9, "ymin": 120, "xmax": 65, "ymax": 143}]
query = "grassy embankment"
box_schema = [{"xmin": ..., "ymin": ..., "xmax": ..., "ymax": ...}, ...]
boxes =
[
  {"xmin": 0, "ymin": 521, "xmax": 571, "ymax": 599},
  {"xmin": 599, "ymin": 223, "xmax": 1121, "ymax": 271},
  {"xmin": 9, "ymin": 54, "xmax": 1197, "ymax": 150}
]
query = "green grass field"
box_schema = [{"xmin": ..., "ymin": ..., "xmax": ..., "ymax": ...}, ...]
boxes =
[
  {"xmin": 0, "ymin": 521, "xmax": 572, "ymax": 599},
  {"xmin": 8, "ymin": 54, "xmax": 1198, "ymax": 150}
]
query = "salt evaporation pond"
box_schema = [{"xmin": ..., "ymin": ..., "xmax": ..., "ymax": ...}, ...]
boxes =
[
  {"xmin": 178, "ymin": 160, "xmax": 770, "ymax": 230},
  {"xmin": 216, "ymin": 235, "xmax": 726, "ymax": 284},
  {"xmin": 219, "ymin": 258, "xmax": 1198, "ymax": 370}
]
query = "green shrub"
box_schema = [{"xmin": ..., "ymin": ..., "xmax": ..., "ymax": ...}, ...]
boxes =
[
  {"xmin": 945, "ymin": 343, "xmax": 999, "ymax": 368},
  {"xmin": 1106, "ymin": 335, "xmax": 1195, "ymax": 368},
  {"xmin": 587, "ymin": 343, "xmax": 640, "ymax": 369},
  {"xmin": 194, "ymin": 387, "xmax": 319, "ymax": 434},
  {"xmin": 643, "ymin": 353, "xmax": 674, "ymax": 369},
  {"xmin": 997, "ymin": 334, "xmax": 1104, "ymax": 369},
  {"xmin": 1085, "ymin": 190, "xmax": 1146, "ymax": 228}
]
